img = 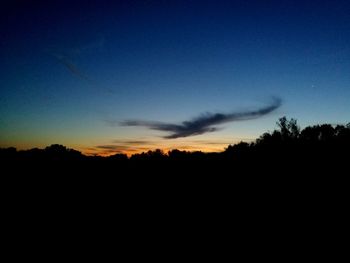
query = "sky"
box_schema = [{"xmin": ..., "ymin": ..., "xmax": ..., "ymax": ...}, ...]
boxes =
[{"xmin": 1, "ymin": 0, "xmax": 350, "ymax": 155}]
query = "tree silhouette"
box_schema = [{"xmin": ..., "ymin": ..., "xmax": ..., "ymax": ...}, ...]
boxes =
[
  {"xmin": 1, "ymin": 117, "xmax": 349, "ymax": 174},
  {"xmin": 276, "ymin": 116, "xmax": 300, "ymax": 140}
]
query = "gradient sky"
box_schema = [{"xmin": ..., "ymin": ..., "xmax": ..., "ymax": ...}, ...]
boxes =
[{"xmin": 1, "ymin": 0, "xmax": 350, "ymax": 155}]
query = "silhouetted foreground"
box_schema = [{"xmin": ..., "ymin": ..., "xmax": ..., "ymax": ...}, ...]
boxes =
[
  {"xmin": 1, "ymin": 117, "xmax": 349, "ymax": 175},
  {"xmin": 3, "ymin": 119, "xmax": 347, "ymax": 252},
  {"xmin": 2, "ymin": 116, "xmax": 349, "ymax": 225}
]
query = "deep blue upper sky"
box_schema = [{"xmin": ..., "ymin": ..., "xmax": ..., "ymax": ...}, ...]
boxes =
[{"xmin": 1, "ymin": 0, "xmax": 350, "ymax": 153}]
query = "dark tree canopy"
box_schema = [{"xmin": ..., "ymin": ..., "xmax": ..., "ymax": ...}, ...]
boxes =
[{"xmin": 1, "ymin": 117, "xmax": 349, "ymax": 174}]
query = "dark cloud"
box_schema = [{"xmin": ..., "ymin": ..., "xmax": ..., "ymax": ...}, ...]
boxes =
[{"xmin": 120, "ymin": 97, "xmax": 282, "ymax": 139}]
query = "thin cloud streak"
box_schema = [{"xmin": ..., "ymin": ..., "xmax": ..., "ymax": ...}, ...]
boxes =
[
  {"xmin": 95, "ymin": 145, "xmax": 128, "ymax": 150},
  {"xmin": 120, "ymin": 97, "xmax": 282, "ymax": 139},
  {"xmin": 94, "ymin": 144, "xmax": 153, "ymax": 154},
  {"xmin": 71, "ymin": 37, "xmax": 105, "ymax": 55},
  {"xmin": 51, "ymin": 53, "xmax": 90, "ymax": 82},
  {"xmin": 112, "ymin": 140, "xmax": 154, "ymax": 145}
]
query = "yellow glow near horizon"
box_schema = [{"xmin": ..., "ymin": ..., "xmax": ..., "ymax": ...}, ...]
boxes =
[
  {"xmin": 1, "ymin": 126, "xmax": 255, "ymax": 157},
  {"xmin": 79, "ymin": 137, "xmax": 254, "ymax": 157}
]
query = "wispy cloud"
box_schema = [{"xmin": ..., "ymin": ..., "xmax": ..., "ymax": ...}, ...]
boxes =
[
  {"xmin": 92, "ymin": 145, "xmax": 132, "ymax": 155},
  {"xmin": 47, "ymin": 37, "xmax": 105, "ymax": 84},
  {"xmin": 95, "ymin": 145, "xmax": 127, "ymax": 150},
  {"xmin": 71, "ymin": 37, "xmax": 105, "ymax": 55},
  {"xmin": 120, "ymin": 97, "xmax": 282, "ymax": 139},
  {"xmin": 112, "ymin": 140, "xmax": 154, "ymax": 145},
  {"xmin": 91, "ymin": 144, "xmax": 153, "ymax": 156},
  {"xmin": 51, "ymin": 53, "xmax": 90, "ymax": 82}
]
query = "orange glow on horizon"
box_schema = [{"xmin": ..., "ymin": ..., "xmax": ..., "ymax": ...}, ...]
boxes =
[
  {"xmin": 1, "ymin": 135, "xmax": 254, "ymax": 158},
  {"xmin": 80, "ymin": 141, "xmax": 242, "ymax": 157}
]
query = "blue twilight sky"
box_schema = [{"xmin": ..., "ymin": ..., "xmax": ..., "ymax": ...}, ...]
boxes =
[{"xmin": 1, "ymin": 0, "xmax": 350, "ymax": 154}]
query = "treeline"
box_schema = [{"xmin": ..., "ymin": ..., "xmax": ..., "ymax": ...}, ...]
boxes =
[{"xmin": 1, "ymin": 117, "xmax": 349, "ymax": 167}]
